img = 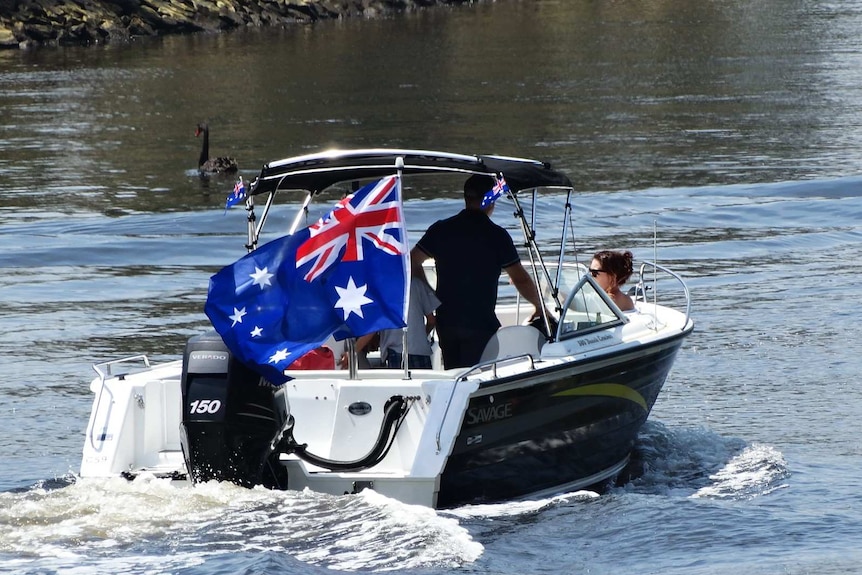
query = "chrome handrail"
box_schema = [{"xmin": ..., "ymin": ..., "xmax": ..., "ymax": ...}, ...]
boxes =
[
  {"xmin": 456, "ymin": 353, "xmax": 537, "ymax": 382},
  {"xmin": 92, "ymin": 354, "xmax": 151, "ymax": 380},
  {"xmin": 636, "ymin": 261, "xmax": 691, "ymax": 330},
  {"xmin": 434, "ymin": 353, "xmax": 538, "ymax": 453},
  {"xmin": 88, "ymin": 355, "xmax": 151, "ymax": 451}
]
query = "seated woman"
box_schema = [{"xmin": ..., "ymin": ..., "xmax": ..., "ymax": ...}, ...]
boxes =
[{"xmin": 589, "ymin": 250, "xmax": 636, "ymax": 311}]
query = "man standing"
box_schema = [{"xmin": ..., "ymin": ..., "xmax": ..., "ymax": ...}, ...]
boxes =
[{"xmin": 410, "ymin": 174, "xmax": 544, "ymax": 369}]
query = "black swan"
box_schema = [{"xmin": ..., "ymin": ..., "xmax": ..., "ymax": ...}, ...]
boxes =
[{"xmin": 195, "ymin": 122, "xmax": 238, "ymax": 174}]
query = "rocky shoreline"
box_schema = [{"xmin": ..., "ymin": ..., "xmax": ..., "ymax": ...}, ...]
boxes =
[{"xmin": 0, "ymin": 0, "xmax": 470, "ymax": 49}]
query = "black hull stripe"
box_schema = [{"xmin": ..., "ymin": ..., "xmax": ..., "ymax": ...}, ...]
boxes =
[{"xmin": 435, "ymin": 330, "xmax": 690, "ymax": 507}]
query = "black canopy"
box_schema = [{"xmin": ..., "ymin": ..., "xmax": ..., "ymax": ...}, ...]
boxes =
[{"xmin": 248, "ymin": 149, "xmax": 572, "ymax": 197}]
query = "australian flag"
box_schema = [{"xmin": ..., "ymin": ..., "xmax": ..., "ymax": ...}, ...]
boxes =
[
  {"xmin": 481, "ymin": 174, "xmax": 510, "ymax": 208},
  {"xmin": 225, "ymin": 177, "xmax": 247, "ymax": 210},
  {"xmin": 205, "ymin": 175, "xmax": 409, "ymax": 384}
]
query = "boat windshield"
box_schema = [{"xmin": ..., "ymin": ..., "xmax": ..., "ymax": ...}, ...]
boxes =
[{"xmin": 556, "ymin": 274, "xmax": 625, "ymax": 340}]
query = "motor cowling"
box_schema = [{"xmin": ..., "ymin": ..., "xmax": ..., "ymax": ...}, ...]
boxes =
[{"xmin": 179, "ymin": 331, "xmax": 287, "ymax": 489}]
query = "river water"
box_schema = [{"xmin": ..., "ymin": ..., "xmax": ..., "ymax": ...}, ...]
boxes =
[{"xmin": 2, "ymin": 0, "xmax": 862, "ymax": 573}]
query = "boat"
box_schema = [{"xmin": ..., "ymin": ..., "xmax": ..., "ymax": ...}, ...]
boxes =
[{"xmin": 80, "ymin": 148, "xmax": 694, "ymax": 508}]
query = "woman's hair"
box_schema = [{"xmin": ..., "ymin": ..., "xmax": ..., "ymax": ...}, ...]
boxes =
[{"xmin": 593, "ymin": 250, "xmax": 634, "ymax": 284}]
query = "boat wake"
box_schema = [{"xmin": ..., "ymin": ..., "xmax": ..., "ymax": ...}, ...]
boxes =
[
  {"xmin": 620, "ymin": 421, "xmax": 790, "ymax": 500},
  {"xmin": 0, "ymin": 475, "xmax": 482, "ymax": 572},
  {"xmin": 0, "ymin": 422, "xmax": 788, "ymax": 573},
  {"xmin": 443, "ymin": 490, "xmax": 600, "ymax": 520},
  {"xmin": 691, "ymin": 443, "xmax": 789, "ymax": 499}
]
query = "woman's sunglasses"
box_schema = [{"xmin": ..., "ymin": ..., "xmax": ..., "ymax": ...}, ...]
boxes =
[{"xmin": 589, "ymin": 268, "xmax": 606, "ymax": 278}]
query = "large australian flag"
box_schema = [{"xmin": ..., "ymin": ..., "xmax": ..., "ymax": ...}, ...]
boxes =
[{"xmin": 205, "ymin": 175, "xmax": 409, "ymax": 384}]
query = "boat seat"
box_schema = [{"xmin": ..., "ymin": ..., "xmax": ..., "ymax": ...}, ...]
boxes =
[{"xmin": 479, "ymin": 325, "xmax": 546, "ymax": 363}]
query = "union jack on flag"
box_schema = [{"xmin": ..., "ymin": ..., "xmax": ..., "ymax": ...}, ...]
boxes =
[
  {"xmin": 481, "ymin": 173, "xmax": 510, "ymax": 208},
  {"xmin": 225, "ymin": 177, "xmax": 247, "ymax": 210},
  {"xmin": 296, "ymin": 175, "xmax": 406, "ymax": 282},
  {"xmin": 205, "ymin": 174, "xmax": 409, "ymax": 384}
]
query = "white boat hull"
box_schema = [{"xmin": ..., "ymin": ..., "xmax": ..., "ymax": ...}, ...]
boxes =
[{"xmin": 82, "ymin": 300, "xmax": 692, "ymax": 508}]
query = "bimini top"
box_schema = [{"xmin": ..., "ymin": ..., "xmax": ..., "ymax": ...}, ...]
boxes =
[{"xmin": 248, "ymin": 148, "xmax": 573, "ymax": 197}]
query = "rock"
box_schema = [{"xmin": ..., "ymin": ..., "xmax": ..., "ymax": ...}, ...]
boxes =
[
  {"xmin": 0, "ymin": 25, "xmax": 16, "ymax": 47},
  {"xmin": 0, "ymin": 0, "xmax": 474, "ymax": 49},
  {"xmin": 127, "ymin": 14, "xmax": 156, "ymax": 36}
]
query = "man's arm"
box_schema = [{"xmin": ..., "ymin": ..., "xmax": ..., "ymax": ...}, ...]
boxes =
[
  {"xmin": 338, "ymin": 332, "xmax": 376, "ymax": 369},
  {"xmin": 424, "ymin": 312, "xmax": 436, "ymax": 335},
  {"xmin": 504, "ymin": 262, "xmax": 544, "ymax": 319},
  {"xmin": 410, "ymin": 246, "xmax": 431, "ymax": 284}
]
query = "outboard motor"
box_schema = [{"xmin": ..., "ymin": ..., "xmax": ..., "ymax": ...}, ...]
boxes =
[{"xmin": 179, "ymin": 331, "xmax": 287, "ymax": 489}]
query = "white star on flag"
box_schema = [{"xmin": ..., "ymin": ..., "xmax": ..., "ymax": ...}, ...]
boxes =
[
  {"xmin": 333, "ymin": 276, "xmax": 373, "ymax": 320},
  {"xmin": 269, "ymin": 348, "xmax": 290, "ymax": 364},
  {"xmin": 250, "ymin": 326, "xmax": 263, "ymax": 338},
  {"xmin": 250, "ymin": 266, "xmax": 274, "ymax": 289},
  {"xmin": 230, "ymin": 307, "xmax": 247, "ymax": 327}
]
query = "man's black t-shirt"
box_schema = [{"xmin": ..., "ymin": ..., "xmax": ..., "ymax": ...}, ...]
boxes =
[{"xmin": 415, "ymin": 209, "xmax": 519, "ymax": 332}]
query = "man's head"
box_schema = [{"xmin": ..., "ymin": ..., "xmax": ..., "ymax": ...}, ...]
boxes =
[{"xmin": 464, "ymin": 175, "xmax": 495, "ymax": 212}]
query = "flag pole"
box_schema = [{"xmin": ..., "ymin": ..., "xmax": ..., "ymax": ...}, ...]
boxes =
[
  {"xmin": 244, "ymin": 182, "xmax": 256, "ymax": 253},
  {"xmin": 395, "ymin": 158, "xmax": 411, "ymax": 380},
  {"xmin": 347, "ymin": 337, "xmax": 358, "ymax": 380}
]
